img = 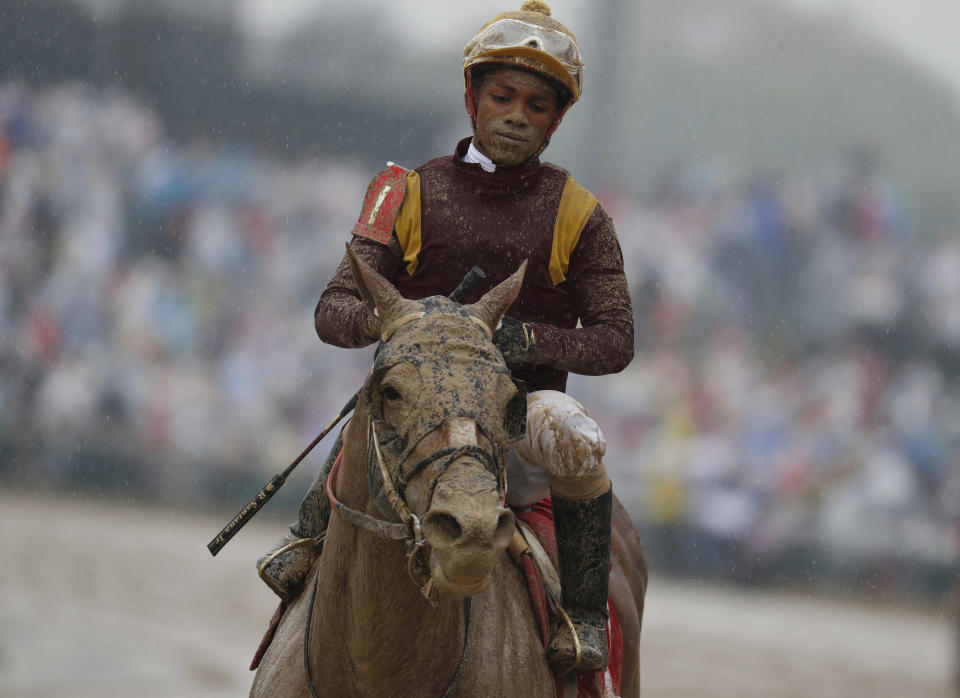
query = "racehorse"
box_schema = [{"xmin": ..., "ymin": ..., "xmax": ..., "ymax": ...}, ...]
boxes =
[{"xmin": 250, "ymin": 248, "xmax": 647, "ymax": 697}]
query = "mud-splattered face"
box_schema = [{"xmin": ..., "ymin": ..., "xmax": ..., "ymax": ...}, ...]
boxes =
[
  {"xmin": 471, "ymin": 68, "xmax": 560, "ymax": 167},
  {"xmin": 366, "ymin": 307, "xmax": 519, "ymax": 599},
  {"xmin": 347, "ymin": 247, "xmax": 527, "ymax": 599}
]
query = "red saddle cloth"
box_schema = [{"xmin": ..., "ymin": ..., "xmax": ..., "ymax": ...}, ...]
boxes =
[{"xmin": 514, "ymin": 496, "xmax": 623, "ymax": 698}]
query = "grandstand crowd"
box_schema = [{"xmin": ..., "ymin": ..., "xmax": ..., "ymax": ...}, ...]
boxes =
[{"xmin": 1, "ymin": 82, "xmax": 957, "ymax": 591}]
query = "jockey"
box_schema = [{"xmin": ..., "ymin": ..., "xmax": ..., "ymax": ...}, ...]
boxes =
[{"xmin": 257, "ymin": 0, "xmax": 633, "ymax": 675}]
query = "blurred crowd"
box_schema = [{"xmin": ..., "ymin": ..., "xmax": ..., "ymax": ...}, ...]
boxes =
[
  {"xmin": 1, "ymin": 82, "xmax": 958, "ymax": 589},
  {"xmin": 577, "ymin": 149, "xmax": 960, "ymax": 587},
  {"xmin": 0, "ymin": 81, "xmax": 375, "ymax": 495}
]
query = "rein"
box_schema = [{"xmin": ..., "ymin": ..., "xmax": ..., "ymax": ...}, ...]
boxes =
[{"xmin": 303, "ymin": 564, "xmax": 473, "ymax": 698}]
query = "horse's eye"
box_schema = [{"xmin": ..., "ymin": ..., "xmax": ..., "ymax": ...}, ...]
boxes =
[{"xmin": 383, "ymin": 385, "xmax": 403, "ymax": 402}]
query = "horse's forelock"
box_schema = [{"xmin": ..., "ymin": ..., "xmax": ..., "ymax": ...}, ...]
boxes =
[{"xmin": 379, "ymin": 299, "xmax": 504, "ymax": 366}]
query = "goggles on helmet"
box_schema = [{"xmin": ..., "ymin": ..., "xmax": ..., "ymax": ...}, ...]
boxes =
[{"xmin": 464, "ymin": 18, "xmax": 583, "ymax": 100}]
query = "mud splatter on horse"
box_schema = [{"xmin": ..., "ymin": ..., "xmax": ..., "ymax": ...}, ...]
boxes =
[{"xmin": 250, "ymin": 249, "xmax": 646, "ymax": 697}]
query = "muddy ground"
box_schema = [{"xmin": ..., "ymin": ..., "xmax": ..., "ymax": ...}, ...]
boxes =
[{"xmin": 0, "ymin": 492, "xmax": 954, "ymax": 697}]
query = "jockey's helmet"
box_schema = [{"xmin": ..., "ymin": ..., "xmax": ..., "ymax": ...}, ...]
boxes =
[{"xmin": 463, "ymin": 1, "xmax": 583, "ymax": 135}]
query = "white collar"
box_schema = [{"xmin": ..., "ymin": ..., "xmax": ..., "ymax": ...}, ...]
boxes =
[{"xmin": 464, "ymin": 140, "xmax": 496, "ymax": 172}]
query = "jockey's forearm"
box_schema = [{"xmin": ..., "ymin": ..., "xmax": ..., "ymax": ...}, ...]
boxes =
[
  {"xmin": 526, "ymin": 208, "xmax": 634, "ymax": 375},
  {"xmin": 315, "ymin": 237, "xmax": 400, "ymax": 347},
  {"xmin": 314, "ymin": 291, "xmax": 379, "ymax": 348},
  {"xmin": 527, "ymin": 318, "xmax": 634, "ymax": 375}
]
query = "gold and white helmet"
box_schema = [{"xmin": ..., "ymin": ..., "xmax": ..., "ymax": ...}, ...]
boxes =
[{"xmin": 463, "ymin": 1, "xmax": 583, "ymax": 130}]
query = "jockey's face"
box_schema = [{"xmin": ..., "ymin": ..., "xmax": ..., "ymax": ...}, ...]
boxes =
[{"xmin": 471, "ymin": 68, "xmax": 560, "ymax": 167}]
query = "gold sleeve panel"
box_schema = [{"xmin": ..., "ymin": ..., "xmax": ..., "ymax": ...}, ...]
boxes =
[
  {"xmin": 549, "ymin": 175, "xmax": 598, "ymax": 285},
  {"xmin": 394, "ymin": 170, "xmax": 422, "ymax": 275}
]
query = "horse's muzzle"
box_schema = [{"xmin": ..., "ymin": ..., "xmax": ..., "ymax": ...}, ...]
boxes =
[{"xmin": 420, "ymin": 460, "xmax": 514, "ymax": 599}]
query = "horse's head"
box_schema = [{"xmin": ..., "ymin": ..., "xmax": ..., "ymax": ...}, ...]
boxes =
[{"xmin": 345, "ymin": 246, "xmax": 526, "ymax": 601}]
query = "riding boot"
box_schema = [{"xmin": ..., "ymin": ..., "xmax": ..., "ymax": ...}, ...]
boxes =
[
  {"xmin": 545, "ymin": 487, "xmax": 612, "ymax": 675},
  {"xmin": 256, "ymin": 433, "xmax": 341, "ymax": 602}
]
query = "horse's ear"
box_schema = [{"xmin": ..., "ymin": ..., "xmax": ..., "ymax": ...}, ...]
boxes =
[
  {"xmin": 345, "ymin": 243, "xmax": 407, "ymax": 327},
  {"xmin": 465, "ymin": 260, "xmax": 527, "ymax": 332}
]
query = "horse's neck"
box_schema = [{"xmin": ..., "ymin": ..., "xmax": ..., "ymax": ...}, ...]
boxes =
[{"xmin": 309, "ymin": 407, "xmax": 467, "ymax": 693}]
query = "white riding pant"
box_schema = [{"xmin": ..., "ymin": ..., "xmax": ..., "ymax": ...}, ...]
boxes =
[{"xmin": 505, "ymin": 390, "xmax": 610, "ymax": 506}]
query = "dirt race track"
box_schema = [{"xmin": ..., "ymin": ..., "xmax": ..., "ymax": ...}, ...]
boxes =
[{"xmin": 0, "ymin": 492, "xmax": 954, "ymax": 698}]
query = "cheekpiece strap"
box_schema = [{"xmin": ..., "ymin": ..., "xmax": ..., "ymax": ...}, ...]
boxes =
[{"xmin": 325, "ymin": 445, "xmax": 410, "ymax": 540}]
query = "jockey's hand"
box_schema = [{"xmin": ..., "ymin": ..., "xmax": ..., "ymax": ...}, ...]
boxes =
[{"xmin": 493, "ymin": 315, "xmax": 535, "ymax": 364}]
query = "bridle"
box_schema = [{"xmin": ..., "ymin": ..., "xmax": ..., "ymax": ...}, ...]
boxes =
[
  {"xmin": 326, "ymin": 413, "xmax": 505, "ymax": 602},
  {"xmin": 304, "ymin": 383, "xmax": 507, "ymax": 698},
  {"xmin": 300, "ymin": 296, "xmax": 525, "ymax": 697}
]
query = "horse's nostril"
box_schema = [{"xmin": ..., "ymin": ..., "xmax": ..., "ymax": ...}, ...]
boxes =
[{"xmin": 425, "ymin": 512, "xmax": 463, "ymax": 542}]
